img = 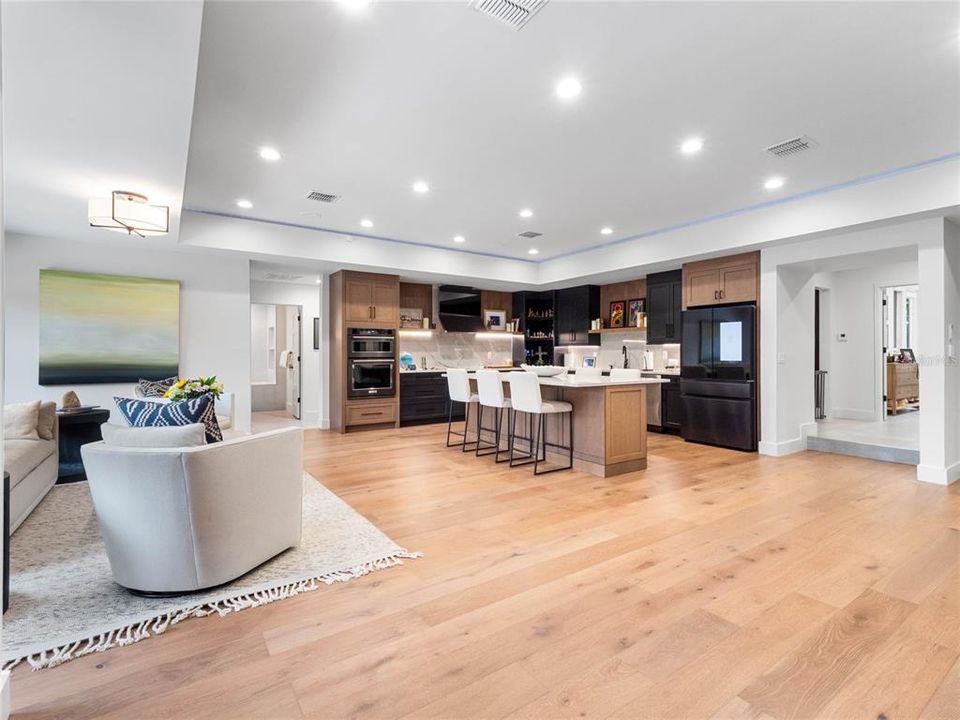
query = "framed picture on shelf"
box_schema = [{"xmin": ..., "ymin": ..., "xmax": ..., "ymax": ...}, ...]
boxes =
[
  {"xmin": 483, "ymin": 309, "xmax": 507, "ymax": 331},
  {"xmin": 627, "ymin": 298, "xmax": 646, "ymax": 328},
  {"xmin": 399, "ymin": 307, "xmax": 423, "ymax": 329},
  {"xmin": 900, "ymin": 348, "xmax": 916, "ymax": 363},
  {"xmin": 609, "ymin": 300, "xmax": 625, "ymax": 328}
]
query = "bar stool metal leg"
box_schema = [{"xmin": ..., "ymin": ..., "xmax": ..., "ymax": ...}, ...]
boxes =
[
  {"xmin": 533, "ymin": 411, "xmax": 574, "ymax": 475},
  {"xmin": 446, "ymin": 399, "xmax": 478, "ymax": 450}
]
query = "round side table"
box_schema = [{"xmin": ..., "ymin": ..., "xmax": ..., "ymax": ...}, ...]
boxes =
[{"xmin": 56, "ymin": 408, "xmax": 111, "ymax": 483}]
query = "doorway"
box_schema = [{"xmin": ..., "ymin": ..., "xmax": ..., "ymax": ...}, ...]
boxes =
[{"xmin": 251, "ymin": 303, "xmax": 302, "ymax": 426}]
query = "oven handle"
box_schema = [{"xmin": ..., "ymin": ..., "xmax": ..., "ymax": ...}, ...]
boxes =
[
  {"xmin": 351, "ymin": 335, "xmax": 395, "ymax": 340},
  {"xmin": 350, "ymin": 359, "xmax": 396, "ymax": 364}
]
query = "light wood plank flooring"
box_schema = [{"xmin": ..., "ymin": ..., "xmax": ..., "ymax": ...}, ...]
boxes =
[{"xmin": 10, "ymin": 426, "xmax": 960, "ymax": 719}]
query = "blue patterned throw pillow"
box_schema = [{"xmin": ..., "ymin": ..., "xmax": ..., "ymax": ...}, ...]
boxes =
[{"xmin": 114, "ymin": 393, "xmax": 222, "ymax": 443}]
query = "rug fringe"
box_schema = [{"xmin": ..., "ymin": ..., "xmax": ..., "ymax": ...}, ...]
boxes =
[{"xmin": 3, "ymin": 549, "xmax": 422, "ymax": 672}]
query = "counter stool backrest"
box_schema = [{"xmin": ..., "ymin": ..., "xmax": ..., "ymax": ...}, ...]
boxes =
[
  {"xmin": 476, "ymin": 369, "xmax": 508, "ymax": 408},
  {"xmin": 508, "ymin": 371, "xmax": 543, "ymax": 414},
  {"xmin": 446, "ymin": 368, "xmax": 473, "ymax": 403},
  {"xmin": 575, "ymin": 367, "xmax": 603, "ymax": 379},
  {"xmin": 610, "ymin": 368, "xmax": 642, "ymax": 380}
]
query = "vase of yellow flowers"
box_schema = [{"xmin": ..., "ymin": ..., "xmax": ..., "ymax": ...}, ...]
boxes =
[{"xmin": 163, "ymin": 376, "xmax": 225, "ymax": 401}]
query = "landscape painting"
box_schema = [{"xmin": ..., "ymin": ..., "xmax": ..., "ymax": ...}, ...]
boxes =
[{"xmin": 39, "ymin": 270, "xmax": 180, "ymax": 385}]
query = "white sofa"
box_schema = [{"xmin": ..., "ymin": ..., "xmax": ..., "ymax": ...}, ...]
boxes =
[
  {"xmin": 81, "ymin": 426, "xmax": 303, "ymax": 594},
  {"xmin": 5, "ymin": 401, "xmax": 59, "ymax": 533}
]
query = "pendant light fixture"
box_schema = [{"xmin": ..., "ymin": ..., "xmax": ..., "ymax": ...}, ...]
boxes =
[{"xmin": 88, "ymin": 191, "xmax": 169, "ymax": 237}]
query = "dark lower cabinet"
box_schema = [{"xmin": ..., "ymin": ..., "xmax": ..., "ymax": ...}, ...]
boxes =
[
  {"xmin": 400, "ymin": 372, "xmax": 462, "ymax": 426},
  {"xmin": 661, "ymin": 377, "xmax": 683, "ymax": 431}
]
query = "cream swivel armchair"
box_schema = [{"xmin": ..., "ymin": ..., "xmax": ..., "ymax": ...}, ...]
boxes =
[{"xmin": 81, "ymin": 427, "xmax": 304, "ymax": 595}]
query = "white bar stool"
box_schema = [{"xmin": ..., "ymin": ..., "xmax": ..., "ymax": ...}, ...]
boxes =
[
  {"xmin": 575, "ymin": 367, "xmax": 603, "ymax": 380},
  {"xmin": 474, "ymin": 369, "xmax": 512, "ymax": 462},
  {"xmin": 445, "ymin": 368, "xmax": 480, "ymax": 451},
  {"xmin": 506, "ymin": 371, "xmax": 574, "ymax": 474},
  {"xmin": 609, "ymin": 368, "xmax": 643, "ymax": 381}
]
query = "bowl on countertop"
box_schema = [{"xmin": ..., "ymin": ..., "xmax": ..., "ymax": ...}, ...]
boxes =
[{"xmin": 520, "ymin": 364, "xmax": 567, "ymax": 377}]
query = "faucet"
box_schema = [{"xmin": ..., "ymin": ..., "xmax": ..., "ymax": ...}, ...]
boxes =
[{"xmin": 622, "ymin": 345, "xmax": 628, "ymax": 368}]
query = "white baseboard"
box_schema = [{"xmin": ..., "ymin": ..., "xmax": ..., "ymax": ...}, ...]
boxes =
[
  {"xmin": 301, "ymin": 410, "xmax": 322, "ymax": 427},
  {"xmin": 828, "ymin": 408, "xmax": 877, "ymax": 421},
  {"xmin": 319, "ymin": 418, "xmax": 330, "ymax": 430},
  {"xmin": 916, "ymin": 460, "xmax": 960, "ymax": 486},
  {"xmin": 0, "ymin": 670, "xmax": 10, "ymax": 720},
  {"xmin": 759, "ymin": 437, "xmax": 805, "ymax": 456},
  {"xmin": 799, "ymin": 421, "xmax": 818, "ymax": 439}
]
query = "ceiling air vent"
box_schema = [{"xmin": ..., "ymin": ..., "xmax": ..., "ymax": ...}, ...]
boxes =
[
  {"xmin": 306, "ymin": 191, "xmax": 340, "ymax": 203},
  {"xmin": 765, "ymin": 135, "xmax": 817, "ymax": 158},
  {"xmin": 471, "ymin": 0, "xmax": 548, "ymax": 31},
  {"xmin": 517, "ymin": 231, "xmax": 542, "ymax": 239}
]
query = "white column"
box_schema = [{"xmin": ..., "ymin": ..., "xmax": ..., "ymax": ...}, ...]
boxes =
[
  {"xmin": 0, "ymin": 9, "xmax": 10, "ymax": 715},
  {"xmin": 916, "ymin": 219, "xmax": 960, "ymax": 485}
]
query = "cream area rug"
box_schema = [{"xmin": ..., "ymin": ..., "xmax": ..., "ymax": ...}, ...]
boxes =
[{"xmin": 3, "ymin": 474, "xmax": 420, "ymax": 671}]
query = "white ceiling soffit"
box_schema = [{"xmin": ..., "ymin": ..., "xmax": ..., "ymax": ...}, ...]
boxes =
[
  {"xmin": 182, "ymin": 1, "xmax": 959, "ymax": 263},
  {"xmin": 1, "ymin": 1, "xmax": 204, "ymax": 242}
]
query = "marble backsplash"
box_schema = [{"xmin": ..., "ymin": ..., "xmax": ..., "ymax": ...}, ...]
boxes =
[
  {"xmin": 399, "ymin": 331, "xmax": 521, "ymax": 370},
  {"xmin": 557, "ymin": 333, "xmax": 680, "ymax": 372}
]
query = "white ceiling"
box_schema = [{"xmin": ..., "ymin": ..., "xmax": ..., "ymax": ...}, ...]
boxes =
[
  {"xmin": 183, "ymin": 0, "xmax": 960, "ymax": 262},
  {"xmin": 1, "ymin": 1, "xmax": 203, "ymax": 242}
]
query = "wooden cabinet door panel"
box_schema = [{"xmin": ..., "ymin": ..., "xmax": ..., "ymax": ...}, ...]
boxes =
[
  {"xmin": 719, "ymin": 264, "xmax": 758, "ymax": 304},
  {"xmin": 686, "ymin": 268, "xmax": 720, "ymax": 307},
  {"xmin": 345, "ymin": 280, "xmax": 373, "ymax": 323},
  {"xmin": 372, "ymin": 282, "xmax": 398, "ymax": 324}
]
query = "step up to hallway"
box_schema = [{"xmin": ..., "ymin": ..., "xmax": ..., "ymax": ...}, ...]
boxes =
[{"xmin": 805, "ymin": 435, "xmax": 919, "ymax": 465}]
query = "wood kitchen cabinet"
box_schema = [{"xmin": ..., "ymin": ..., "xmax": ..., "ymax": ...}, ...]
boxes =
[
  {"xmin": 646, "ymin": 270, "xmax": 683, "ymax": 345},
  {"xmin": 344, "ymin": 273, "xmax": 399, "ymax": 326},
  {"xmin": 682, "ymin": 251, "xmax": 759, "ymax": 308}
]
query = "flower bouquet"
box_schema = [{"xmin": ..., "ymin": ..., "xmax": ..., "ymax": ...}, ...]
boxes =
[{"xmin": 164, "ymin": 376, "xmax": 225, "ymax": 401}]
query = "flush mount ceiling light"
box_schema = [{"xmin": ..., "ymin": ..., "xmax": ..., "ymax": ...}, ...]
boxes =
[
  {"xmin": 258, "ymin": 146, "xmax": 281, "ymax": 161},
  {"xmin": 600, "ymin": 226, "xmax": 613, "ymax": 235},
  {"xmin": 764, "ymin": 176, "xmax": 785, "ymax": 190},
  {"xmin": 360, "ymin": 218, "xmax": 374, "ymax": 228},
  {"xmin": 528, "ymin": 248, "xmax": 539, "ymax": 255},
  {"xmin": 88, "ymin": 191, "xmax": 169, "ymax": 237},
  {"xmin": 412, "ymin": 180, "xmax": 430, "ymax": 194},
  {"xmin": 555, "ymin": 76, "xmax": 582, "ymax": 100},
  {"xmin": 236, "ymin": 199, "xmax": 253, "ymax": 209},
  {"xmin": 519, "ymin": 208, "xmax": 533, "ymax": 218},
  {"xmin": 453, "ymin": 235, "xmax": 466, "ymax": 243},
  {"xmin": 680, "ymin": 137, "xmax": 704, "ymax": 155}
]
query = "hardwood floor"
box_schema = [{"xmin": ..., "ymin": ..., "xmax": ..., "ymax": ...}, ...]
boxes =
[{"xmin": 10, "ymin": 426, "xmax": 960, "ymax": 719}]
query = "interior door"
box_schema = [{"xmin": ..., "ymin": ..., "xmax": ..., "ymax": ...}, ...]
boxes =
[{"xmin": 285, "ymin": 307, "xmax": 302, "ymax": 419}]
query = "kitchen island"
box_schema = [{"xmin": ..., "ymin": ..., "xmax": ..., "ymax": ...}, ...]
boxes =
[{"xmin": 465, "ymin": 373, "xmax": 668, "ymax": 478}]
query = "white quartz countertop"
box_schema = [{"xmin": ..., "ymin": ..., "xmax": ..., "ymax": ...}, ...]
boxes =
[{"xmin": 455, "ymin": 371, "xmax": 668, "ymax": 387}]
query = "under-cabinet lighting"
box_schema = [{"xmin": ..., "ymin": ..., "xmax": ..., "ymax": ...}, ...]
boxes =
[
  {"xmin": 474, "ymin": 332, "xmax": 523, "ymax": 339},
  {"xmin": 555, "ymin": 345, "xmax": 600, "ymax": 350},
  {"xmin": 399, "ymin": 330, "xmax": 434, "ymax": 338}
]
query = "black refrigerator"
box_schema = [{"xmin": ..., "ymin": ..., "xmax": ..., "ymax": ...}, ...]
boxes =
[{"xmin": 680, "ymin": 304, "xmax": 757, "ymax": 451}]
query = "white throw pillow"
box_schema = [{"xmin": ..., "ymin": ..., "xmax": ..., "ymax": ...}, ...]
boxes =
[
  {"xmin": 101, "ymin": 423, "xmax": 207, "ymax": 448},
  {"xmin": 4, "ymin": 401, "xmax": 40, "ymax": 440}
]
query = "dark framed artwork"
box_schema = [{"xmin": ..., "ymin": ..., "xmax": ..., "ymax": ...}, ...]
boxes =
[
  {"xmin": 900, "ymin": 347, "xmax": 916, "ymax": 363},
  {"xmin": 627, "ymin": 298, "xmax": 646, "ymax": 328},
  {"xmin": 609, "ymin": 300, "xmax": 625, "ymax": 328}
]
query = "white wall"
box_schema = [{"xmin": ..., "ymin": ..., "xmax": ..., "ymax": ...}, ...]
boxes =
[
  {"xmin": 249, "ymin": 279, "xmax": 323, "ymax": 427},
  {"xmin": 4, "ymin": 233, "xmax": 252, "ymax": 432},
  {"xmin": 820, "ymin": 259, "xmax": 918, "ymax": 420}
]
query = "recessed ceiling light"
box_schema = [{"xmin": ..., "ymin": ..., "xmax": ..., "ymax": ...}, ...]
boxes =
[
  {"xmin": 555, "ymin": 76, "xmax": 582, "ymax": 100},
  {"xmin": 764, "ymin": 176, "xmax": 785, "ymax": 190},
  {"xmin": 528, "ymin": 248, "xmax": 539, "ymax": 256},
  {"xmin": 258, "ymin": 146, "xmax": 281, "ymax": 161},
  {"xmin": 236, "ymin": 199, "xmax": 253, "ymax": 209},
  {"xmin": 600, "ymin": 227, "xmax": 613, "ymax": 235},
  {"xmin": 519, "ymin": 208, "xmax": 533, "ymax": 218},
  {"xmin": 680, "ymin": 137, "xmax": 704, "ymax": 155},
  {"xmin": 412, "ymin": 180, "xmax": 430, "ymax": 194},
  {"xmin": 337, "ymin": 0, "xmax": 371, "ymax": 10},
  {"xmin": 453, "ymin": 235, "xmax": 465, "ymax": 243},
  {"xmin": 360, "ymin": 218, "xmax": 374, "ymax": 228}
]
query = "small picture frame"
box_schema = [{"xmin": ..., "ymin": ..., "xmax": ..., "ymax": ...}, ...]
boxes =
[
  {"xmin": 583, "ymin": 356, "xmax": 597, "ymax": 368},
  {"xmin": 627, "ymin": 298, "xmax": 646, "ymax": 328},
  {"xmin": 609, "ymin": 300, "xmax": 625, "ymax": 328},
  {"xmin": 484, "ymin": 309, "xmax": 507, "ymax": 331},
  {"xmin": 900, "ymin": 348, "xmax": 916, "ymax": 363},
  {"xmin": 399, "ymin": 307, "xmax": 423, "ymax": 329}
]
